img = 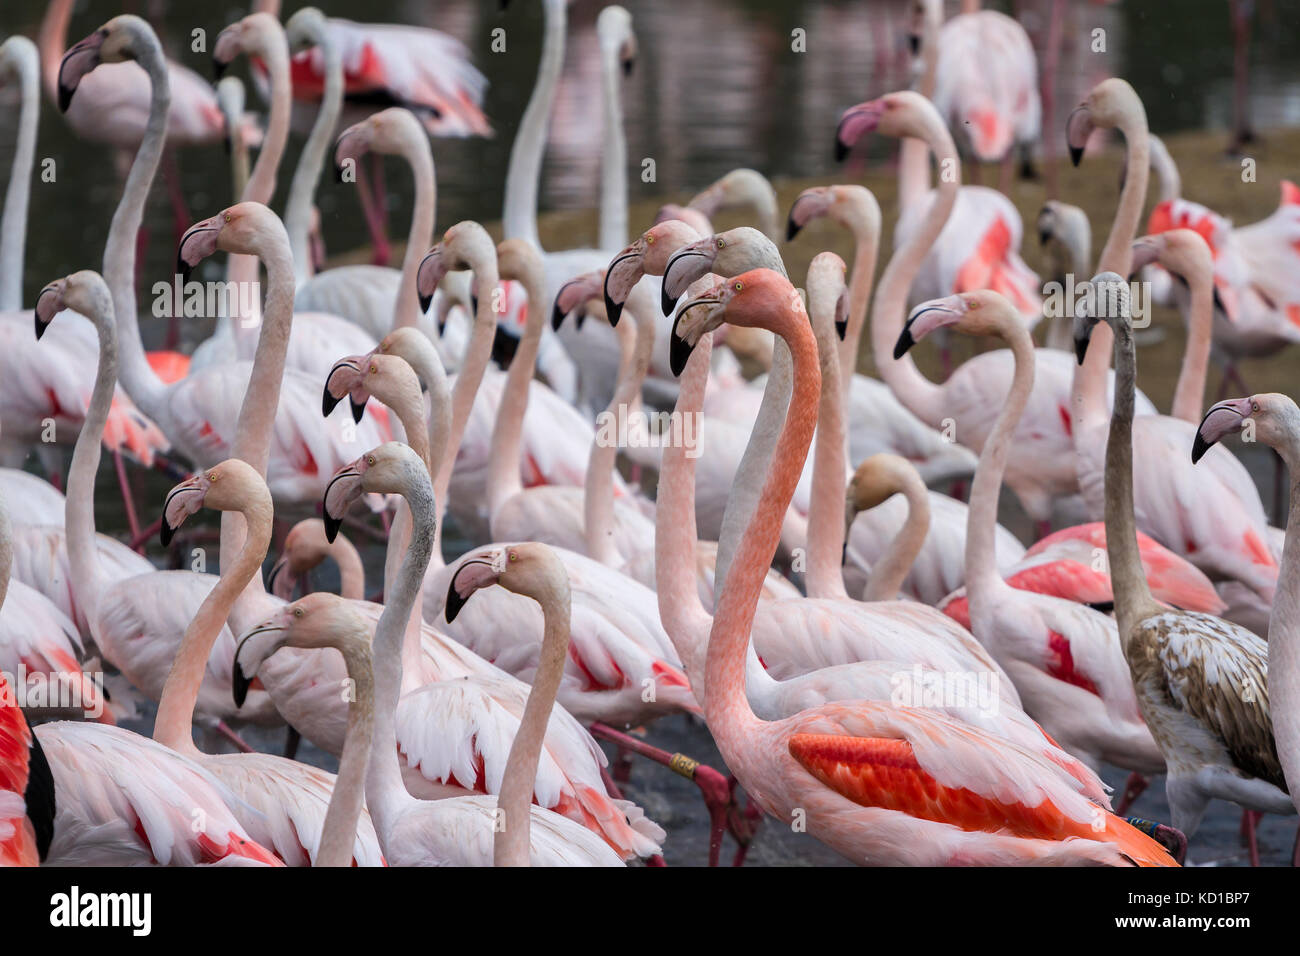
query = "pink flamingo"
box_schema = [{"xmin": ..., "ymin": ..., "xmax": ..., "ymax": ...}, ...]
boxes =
[
  {"xmin": 1067, "ymin": 83, "xmax": 1280, "ymax": 605},
  {"xmin": 896, "ymin": 289, "xmax": 1165, "ymax": 779},
  {"xmin": 836, "ymin": 90, "xmax": 1153, "ymax": 534},
  {"xmin": 0, "ymin": 35, "xmax": 168, "ymax": 482},
  {"xmin": 0, "ymin": 672, "xmax": 49, "ymax": 866},
  {"xmin": 60, "ymin": 19, "xmax": 387, "ymax": 509},
  {"xmin": 672, "ymin": 267, "xmax": 1175, "ymax": 866},
  {"xmin": 1086, "ymin": 275, "xmax": 1293, "ymax": 866}
]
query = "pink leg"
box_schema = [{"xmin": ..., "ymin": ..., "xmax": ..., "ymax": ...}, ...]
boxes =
[
  {"xmin": 1240, "ymin": 809, "xmax": 1261, "ymax": 866},
  {"xmin": 113, "ymin": 450, "xmax": 142, "ymax": 545},
  {"xmin": 1114, "ymin": 771, "xmax": 1149, "ymax": 815},
  {"xmin": 589, "ymin": 721, "xmax": 737, "ymax": 867},
  {"xmin": 215, "ymin": 720, "xmax": 255, "ymax": 754}
]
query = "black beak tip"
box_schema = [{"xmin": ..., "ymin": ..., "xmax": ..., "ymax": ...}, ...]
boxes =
[
  {"xmin": 57, "ymin": 84, "xmax": 74, "ymax": 113},
  {"xmin": 323, "ymin": 512, "xmax": 342, "ymax": 544},
  {"xmin": 786, "ymin": 217, "xmax": 802, "ymax": 243},
  {"xmin": 445, "ymin": 583, "xmax": 467, "ymax": 623},
  {"xmin": 835, "ymin": 319, "xmax": 848, "ymax": 342},
  {"xmin": 908, "ymin": 33, "xmax": 920, "ymax": 55},
  {"xmin": 1074, "ymin": 337, "xmax": 1089, "ymax": 365},
  {"xmin": 551, "ymin": 303, "xmax": 566, "ymax": 331},
  {"xmin": 670, "ymin": 335, "xmax": 694, "ymax": 378},
  {"xmin": 1038, "ymin": 228, "xmax": 1051, "ymax": 247},
  {"xmin": 1069, "ymin": 145, "xmax": 1085, "ymax": 167},
  {"xmin": 660, "ymin": 287, "xmax": 677, "ymax": 318},
  {"xmin": 834, "ymin": 138, "xmax": 850, "ymax": 164},
  {"xmin": 841, "ymin": 540, "xmax": 849, "ymax": 565},
  {"xmin": 893, "ymin": 327, "xmax": 915, "ymax": 360},
  {"xmin": 322, "ymin": 387, "xmax": 341, "ymax": 418},
  {"xmin": 333, "ymin": 161, "xmax": 346, "ymax": 184},
  {"xmin": 212, "ymin": 56, "xmax": 228, "ymax": 81},
  {"xmin": 604, "ymin": 292, "xmax": 624, "ymax": 328},
  {"xmin": 232, "ymin": 662, "xmax": 251, "ymax": 708},
  {"xmin": 1191, "ymin": 434, "xmax": 1210, "ymax": 465},
  {"xmin": 160, "ymin": 520, "xmax": 175, "ymax": 549},
  {"xmin": 349, "ymin": 397, "xmax": 367, "ymax": 424},
  {"xmin": 622, "ymin": 58, "xmax": 634, "ymax": 78},
  {"xmin": 34, "ymin": 315, "xmax": 47, "ymax": 341},
  {"xmin": 575, "ymin": 309, "xmax": 588, "ymax": 331},
  {"xmin": 418, "ymin": 291, "xmax": 433, "ymax": 314}
]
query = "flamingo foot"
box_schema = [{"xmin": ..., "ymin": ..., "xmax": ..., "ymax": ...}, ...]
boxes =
[
  {"xmin": 283, "ymin": 725, "xmax": 301, "ymax": 760},
  {"xmin": 726, "ymin": 776, "xmax": 763, "ymax": 866},
  {"xmin": 1125, "ymin": 815, "xmax": 1187, "ymax": 864},
  {"xmin": 1114, "ymin": 772, "xmax": 1149, "ymax": 815}
]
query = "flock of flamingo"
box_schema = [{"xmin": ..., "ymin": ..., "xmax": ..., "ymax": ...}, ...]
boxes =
[{"xmin": 0, "ymin": 0, "xmax": 1297, "ymax": 869}]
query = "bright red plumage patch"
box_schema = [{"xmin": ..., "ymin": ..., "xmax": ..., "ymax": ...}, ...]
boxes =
[{"xmin": 1045, "ymin": 630, "xmax": 1100, "ymax": 696}]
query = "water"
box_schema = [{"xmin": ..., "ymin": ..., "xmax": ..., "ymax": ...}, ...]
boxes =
[{"xmin": 6, "ymin": 0, "xmax": 1300, "ymax": 865}]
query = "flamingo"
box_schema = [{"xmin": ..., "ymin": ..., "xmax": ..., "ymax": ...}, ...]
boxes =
[
  {"xmin": 896, "ymin": 289, "xmax": 1165, "ymax": 778},
  {"xmin": 275, "ymin": 350, "xmax": 666, "ymax": 858},
  {"xmin": 0, "ymin": 672, "xmax": 50, "ymax": 866},
  {"xmin": 267, "ymin": 519, "xmax": 366, "ymax": 602},
  {"xmin": 1067, "ymin": 82, "xmax": 1280, "ymax": 605},
  {"xmin": 671, "ymin": 266, "xmax": 1175, "ymax": 866},
  {"xmin": 59, "ymin": 18, "xmax": 387, "ymax": 509},
  {"xmin": 311, "ymin": 443, "xmax": 622, "ymax": 865},
  {"xmin": 836, "ymin": 90, "xmax": 1153, "ymax": 533},
  {"xmin": 1206, "ymin": 393, "xmax": 1300, "ymax": 846},
  {"xmin": 842, "ymin": 454, "xmax": 1025, "ymax": 605},
  {"xmin": 0, "ymin": 35, "xmax": 168, "ymax": 481},
  {"xmin": 1082, "ymin": 274, "xmax": 1294, "ymax": 865},
  {"xmin": 1036, "ymin": 199, "xmax": 1093, "ymax": 351}
]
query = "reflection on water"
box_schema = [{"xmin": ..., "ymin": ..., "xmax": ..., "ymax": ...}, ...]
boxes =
[{"xmin": 1, "ymin": 0, "xmax": 1298, "ymax": 320}]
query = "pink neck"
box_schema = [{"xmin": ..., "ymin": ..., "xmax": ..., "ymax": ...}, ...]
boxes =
[
  {"xmin": 1170, "ymin": 268, "xmax": 1213, "ymax": 424},
  {"xmin": 488, "ymin": 273, "xmax": 545, "ymax": 519},
  {"xmin": 806, "ymin": 291, "xmax": 850, "ymax": 600},
  {"xmin": 391, "ymin": 132, "xmax": 437, "ymax": 331},
  {"xmin": 439, "ymin": 268, "xmax": 500, "ymax": 514}
]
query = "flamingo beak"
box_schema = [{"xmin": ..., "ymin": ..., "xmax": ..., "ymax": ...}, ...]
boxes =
[
  {"xmin": 895, "ymin": 301, "xmax": 963, "ymax": 359},
  {"xmin": 603, "ymin": 245, "xmax": 643, "ymax": 326},
  {"xmin": 177, "ymin": 219, "xmax": 223, "ymax": 285},
  {"xmin": 834, "ymin": 100, "xmax": 884, "ymax": 163},
  {"xmin": 58, "ymin": 29, "xmax": 106, "ymax": 113},
  {"xmin": 1192, "ymin": 398, "xmax": 1252, "ymax": 464},
  {"xmin": 445, "ymin": 555, "xmax": 503, "ymax": 623},
  {"xmin": 322, "ymin": 465, "xmax": 365, "ymax": 543},
  {"xmin": 322, "ymin": 358, "xmax": 362, "ymax": 417},
  {"xmin": 232, "ymin": 622, "xmax": 286, "ymax": 708},
  {"xmin": 417, "ymin": 247, "xmax": 447, "ymax": 315},
  {"xmin": 670, "ymin": 289, "xmax": 726, "ymax": 376},
  {"xmin": 661, "ymin": 243, "xmax": 716, "ymax": 316},
  {"xmin": 34, "ymin": 282, "xmax": 65, "ymax": 341},
  {"xmin": 1066, "ymin": 105, "xmax": 1094, "ymax": 167},
  {"xmin": 787, "ymin": 189, "xmax": 830, "ymax": 242},
  {"xmin": 835, "ymin": 286, "xmax": 851, "ymax": 342},
  {"xmin": 160, "ymin": 476, "xmax": 209, "ymax": 548}
]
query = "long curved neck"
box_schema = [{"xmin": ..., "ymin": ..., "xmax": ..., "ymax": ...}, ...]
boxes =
[
  {"xmin": 966, "ymin": 321, "xmax": 1035, "ymax": 604},
  {"xmin": 841, "ymin": 207, "xmax": 881, "ymax": 387},
  {"xmin": 597, "ymin": 36, "xmax": 627, "ymax": 252},
  {"xmin": 502, "ymin": 0, "xmax": 565, "ymax": 248},
  {"xmin": 1269, "ymin": 429, "xmax": 1300, "ymax": 810},
  {"xmin": 487, "ymin": 276, "xmax": 544, "ymax": 518},
  {"xmin": 862, "ymin": 477, "xmax": 930, "ymax": 601},
  {"xmin": 1170, "ymin": 269, "xmax": 1213, "ymax": 424},
  {"xmin": 220, "ymin": 223, "xmax": 296, "ymax": 572},
  {"xmin": 871, "ymin": 118, "xmax": 954, "ymax": 426},
  {"xmin": 245, "ymin": 34, "xmax": 291, "ymax": 208},
  {"xmin": 0, "ymin": 44, "xmax": 37, "ymax": 312},
  {"xmin": 707, "ymin": 307, "xmax": 820, "ymax": 741},
  {"xmin": 329, "ymin": 537, "xmax": 366, "ymax": 601},
  {"xmin": 439, "ymin": 266, "xmax": 499, "ymax": 512},
  {"xmin": 154, "ymin": 494, "xmax": 273, "ymax": 754},
  {"xmin": 392, "ymin": 334, "xmax": 452, "ymax": 563},
  {"xmin": 105, "ymin": 32, "xmax": 170, "ymax": 418},
  {"xmin": 316, "ymin": 635, "xmax": 373, "ymax": 866},
  {"xmin": 805, "ymin": 300, "xmax": 849, "ymax": 600},
  {"xmin": 65, "ymin": 287, "xmax": 116, "ymax": 628},
  {"xmin": 391, "ymin": 137, "xmax": 437, "ymax": 332},
  {"xmin": 1075, "ymin": 114, "xmax": 1148, "ymax": 437},
  {"xmin": 494, "ymin": 577, "xmax": 570, "ymax": 866},
  {"xmin": 586, "ymin": 291, "xmax": 652, "ymax": 565},
  {"xmin": 1103, "ymin": 317, "xmax": 1158, "ymax": 639},
  {"xmin": 366, "ymin": 468, "xmax": 435, "ymax": 839},
  {"xmin": 284, "ymin": 32, "xmax": 342, "ymax": 286}
]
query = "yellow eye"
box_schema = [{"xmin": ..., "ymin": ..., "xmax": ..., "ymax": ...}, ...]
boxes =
[
  {"xmin": 1252, "ymin": 401, "xmax": 1261, "ymax": 412},
  {"xmin": 366, "ymin": 455, "xmax": 376, "ymax": 466},
  {"xmin": 369, "ymin": 363, "xmax": 377, "ymax": 374},
  {"xmin": 717, "ymin": 238, "xmax": 725, "ymax": 248},
  {"xmin": 734, "ymin": 282, "xmax": 743, "ymax": 291},
  {"xmin": 509, "ymin": 551, "xmax": 518, "ymax": 562},
  {"xmin": 223, "ymin": 212, "xmax": 232, "ymax": 223},
  {"xmin": 293, "ymin": 607, "xmax": 304, "ymax": 618},
  {"xmin": 207, "ymin": 472, "xmax": 218, "ymax": 481},
  {"xmin": 646, "ymin": 235, "xmax": 655, "ymax": 244}
]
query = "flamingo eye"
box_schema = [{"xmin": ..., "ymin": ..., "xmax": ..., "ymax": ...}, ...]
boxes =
[
  {"xmin": 734, "ymin": 282, "xmax": 743, "ymax": 291},
  {"xmin": 717, "ymin": 238, "xmax": 725, "ymax": 249},
  {"xmin": 223, "ymin": 212, "xmax": 232, "ymax": 223},
  {"xmin": 293, "ymin": 607, "xmax": 304, "ymax": 618},
  {"xmin": 366, "ymin": 455, "xmax": 376, "ymax": 466},
  {"xmin": 509, "ymin": 551, "xmax": 518, "ymax": 562},
  {"xmin": 1252, "ymin": 401, "xmax": 1260, "ymax": 412},
  {"xmin": 646, "ymin": 235, "xmax": 655, "ymax": 245},
  {"xmin": 207, "ymin": 472, "xmax": 218, "ymax": 481},
  {"xmin": 369, "ymin": 363, "xmax": 377, "ymax": 374}
]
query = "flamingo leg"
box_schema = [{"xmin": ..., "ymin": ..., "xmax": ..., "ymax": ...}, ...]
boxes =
[
  {"xmin": 113, "ymin": 449, "xmax": 142, "ymax": 545},
  {"xmin": 353, "ymin": 155, "xmax": 391, "ymax": 267},
  {"xmin": 283, "ymin": 726, "xmax": 301, "ymax": 760},
  {"xmin": 1240, "ymin": 809, "xmax": 1261, "ymax": 866},
  {"xmin": 589, "ymin": 721, "xmax": 740, "ymax": 867},
  {"xmin": 1126, "ymin": 816, "xmax": 1188, "ymax": 864},
  {"xmin": 997, "ymin": 151, "xmax": 1014, "ymax": 195},
  {"xmin": 215, "ymin": 720, "xmax": 255, "ymax": 754},
  {"xmin": 1228, "ymin": 0, "xmax": 1257, "ymax": 154},
  {"xmin": 1114, "ymin": 771, "xmax": 1150, "ymax": 815}
]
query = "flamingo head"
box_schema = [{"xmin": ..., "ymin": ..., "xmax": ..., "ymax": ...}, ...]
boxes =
[
  {"xmin": 687, "ymin": 169, "xmax": 779, "ymax": 236},
  {"xmin": 496, "ymin": 238, "xmax": 543, "ymax": 294},
  {"xmin": 285, "ymin": 7, "xmax": 329, "ymax": 55},
  {"xmin": 212, "ymin": 13, "xmax": 278, "ymax": 80},
  {"xmin": 1194, "ymin": 394, "xmax": 1300, "ymax": 464},
  {"xmin": 896, "ymin": 289, "xmax": 1022, "ymax": 360},
  {"xmin": 596, "ymin": 5, "xmax": 637, "ymax": 77},
  {"xmin": 59, "ymin": 15, "xmax": 153, "ymax": 112},
  {"xmin": 322, "ymin": 442, "xmax": 429, "ymax": 543},
  {"xmin": 418, "ymin": 221, "xmax": 496, "ymax": 314},
  {"xmin": 1036, "ymin": 200, "xmax": 1092, "ymax": 267},
  {"xmin": 806, "ymin": 250, "xmax": 849, "ymax": 343},
  {"xmin": 233, "ymin": 593, "xmax": 369, "ymax": 707},
  {"xmin": 845, "ymin": 452, "xmax": 922, "ymax": 561},
  {"xmin": 176, "ymin": 203, "xmax": 277, "ymax": 283},
  {"xmin": 907, "ymin": 0, "xmax": 942, "ymax": 56},
  {"xmin": 160, "ymin": 459, "xmax": 267, "ymax": 547},
  {"xmin": 322, "ymin": 354, "xmax": 372, "ymax": 421},
  {"xmin": 671, "ymin": 268, "xmax": 796, "ymax": 376},
  {"xmin": 661, "ymin": 226, "xmax": 781, "ymax": 317},
  {"xmin": 1070, "ymin": 271, "xmax": 1130, "ymax": 365},
  {"xmin": 445, "ymin": 543, "xmax": 569, "ymax": 624},
  {"xmin": 835, "ymin": 92, "xmax": 930, "ymax": 162},
  {"xmin": 552, "ymin": 270, "xmax": 606, "ymax": 331},
  {"xmin": 1067, "ymin": 78, "xmax": 1144, "ymax": 166},
  {"xmin": 334, "ymin": 108, "xmax": 426, "ymax": 182},
  {"xmin": 34, "ymin": 270, "xmax": 110, "ymax": 340},
  {"xmin": 1130, "ymin": 230, "xmax": 1222, "ymax": 311},
  {"xmin": 787, "ymin": 184, "xmax": 880, "ymax": 246},
  {"xmin": 603, "ymin": 220, "xmax": 700, "ymax": 324}
]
